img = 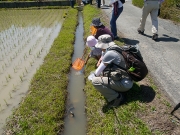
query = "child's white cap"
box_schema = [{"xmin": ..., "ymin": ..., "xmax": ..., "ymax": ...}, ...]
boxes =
[{"xmin": 86, "ymin": 36, "xmax": 98, "ymax": 47}]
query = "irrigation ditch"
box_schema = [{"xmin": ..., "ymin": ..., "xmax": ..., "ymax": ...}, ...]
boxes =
[{"xmin": 63, "ymin": 11, "xmax": 86, "ymax": 135}]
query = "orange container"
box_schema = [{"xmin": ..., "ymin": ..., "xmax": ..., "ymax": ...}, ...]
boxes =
[
  {"xmin": 72, "ymin": 58, "xmax": 85, "ymax": 70},
  {"xmin": 90, "ymin": 26, "xmax": 97, "ymax": 36}
]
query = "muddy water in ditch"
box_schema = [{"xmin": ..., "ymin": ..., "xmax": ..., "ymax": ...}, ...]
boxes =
[
  {"xmin": 0, "ymin": 9, "xmax": 65, "ymax": 134},
  {"xmin": 63, "ymin": 11, "xmax": 86, "ymax": 135}
]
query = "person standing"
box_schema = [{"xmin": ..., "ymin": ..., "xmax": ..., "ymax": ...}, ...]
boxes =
[
  {"xmin": 137, "ymin": 0, "xmax": 161, "ymax": 40},
  {"xmin": 109, "ymin": 0, "xmax": 123, "ymax": 40},
  {"xmin": 76, "ymin": 0, "xmax": 81, "ymax": 6},
  {"xmin": 90, "ymin": 34, "xmax": 133, "ymax": 107},
  {"xmin": 89, "ymin": 0, "xmax": 92, "ymax": 5},
  {"xmin": 97, "ymin": 0, "xmax": 101, "ymax": 8},
  {"xmin": 69, "ymin": 0, "xmax": 75, "ymax": 8},
  {"xmin": 101, "ymin": 0, "xmax": 105, "ymax": 6}
]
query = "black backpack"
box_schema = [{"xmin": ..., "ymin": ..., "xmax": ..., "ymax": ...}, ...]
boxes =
[
  {"xmin": 120, "ymin": 0, "xmax": 125, "ymax": 4},
  {"xmin": 107, "ymin": 45, "xmax": 148, "ymax": 82}
]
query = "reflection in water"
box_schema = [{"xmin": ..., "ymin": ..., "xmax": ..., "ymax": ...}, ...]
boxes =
[
  {"xmin": 0, "ymin": 9, "xmax": 65, "ymax": 134},
  {"xmin": 63, "ymin": 11, "xmax": 86, "ymax": 135}
]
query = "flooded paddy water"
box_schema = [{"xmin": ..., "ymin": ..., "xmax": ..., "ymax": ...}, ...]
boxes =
[{"xmin": 0, "ymin": 9, "xmax": 65, "ymax": 134}]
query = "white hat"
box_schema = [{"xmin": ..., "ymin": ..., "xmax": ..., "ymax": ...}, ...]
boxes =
[
  {"xmin": 86, "ymin": 36, "xmax": 98, "ymax": 47},
  {"xmin": 95, "ymin": 34, "xmax": 115, "ymax": 49}
]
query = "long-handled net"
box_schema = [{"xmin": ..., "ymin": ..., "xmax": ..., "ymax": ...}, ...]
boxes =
[{"xmin": 72, "ymin": 48, "xmax": 87, "ymax": 70}]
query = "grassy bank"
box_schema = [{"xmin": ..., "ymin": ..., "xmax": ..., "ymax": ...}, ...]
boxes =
[
  {"xmin": 5, "ymin": 8, "xmax": 78, "ymax": 134},
  {"xmin": 83, "ymin": 5, "xmax": 151, "ymax": 134},
  {"xmin": 83, "ymin": 5, "xmax": 179, "ymax": 135},
  {"xmin": 132, "ymin": 0, "xmax": 180, "ymax": 24}
]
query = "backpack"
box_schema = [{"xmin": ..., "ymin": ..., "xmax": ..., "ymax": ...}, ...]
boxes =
[
  {"xmin": 107, "ymin": 44, "xmax": 148, "ymax": 82},
  {"xmin": 120, "ymin": 0, "xmax": 125, "ymax": 4}
]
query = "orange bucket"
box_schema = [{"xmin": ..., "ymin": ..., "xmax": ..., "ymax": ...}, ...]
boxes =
[{"xmin": 72, "ymin": 58, "xmax": 85, "ymax": 70}]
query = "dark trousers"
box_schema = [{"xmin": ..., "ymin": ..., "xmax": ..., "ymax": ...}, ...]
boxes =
[
  {"xmin": 97, "ymin": 0, "xmax": 101, "ymax": 8},
  {"xmin": 70, "ymin": 1, "xmax": 74, "ymax": 8},
  {"xmin": 89, "ymin": 0, "xmax": 92, "ymax": 4}
]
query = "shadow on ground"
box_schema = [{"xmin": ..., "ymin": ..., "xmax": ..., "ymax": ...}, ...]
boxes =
[
  {"xmin": 157, "ymin": 34, "xmax": 179, "ymax": 42},
  {"xmin": 120, "ymin": 37, "xmax": 140, "ymax": 45},
  {"xmin": 126, "ymin": 83, "xmax": 155, "ymax": 103},
  {"xmin": 102, "ymin": 83, "xmax": 155, "ymax": 113}
]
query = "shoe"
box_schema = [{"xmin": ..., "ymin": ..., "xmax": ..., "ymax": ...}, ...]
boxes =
[
  {"xmin": 152, "ymin": 34, "xmax": 158, "ymax": 40},
  {"xmin": 114, "ymin": 36, "xmax": 119, "ymax": 40},
  {"xmin": 109, "ymin": 93, "xmax": 124, "ymax": 108},
  {"xmin": 137, "ymin": 29, "xmax": 144, "ymax": 35}
]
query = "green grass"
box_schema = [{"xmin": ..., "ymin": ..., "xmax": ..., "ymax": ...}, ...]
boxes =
[
  {"xmin": 5, "ymin": 8, "xmax": 78, "ymax": 134},
  {"xmin": 5, "ymin": 3, "xmax": 178, "ymax": 135},
  {"xmin": 83, "ymin": 5, "xmax": 152, "ymax": 134}
]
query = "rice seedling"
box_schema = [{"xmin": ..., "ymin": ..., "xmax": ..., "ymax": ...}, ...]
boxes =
[
  {"xmin": 13, "ymin": 67, "xmax": 16, "ymax": 73},
  {"xmin": 29, "ymin": 49, "xmax": 31, "ymax": 55},
  {"xmin": 30, "ymin": 61, "xmax": 33, "ymax": 67},
  {"xmin": 8, "ymin": 74, "xmax": 11, "ymax": 79},
  {"xmin": 9, "ymin": 92, "xmax": 12, "ymax": 99},
  {"xmin": 25, "ymin": 67, "xmax": 28, "ymax": 73},
  {"xmin": 13, "ymin": 84, "xmax": 16, "ymax": 91},
  {"xmin": 19, "ymin": 75, "xmax": 23, "ymax": 82},
  {"xmin": 24, "ymin": 54, "xmax": 27, "ymax": 60},
  {"xmin": 5, "ymin": 76, "xmax": 9, "ymax": 83},
  {"xmin": 4, "ymin": 99, "xmax": 8, "ymax": 106},
  {"xmin": 4, "ymin": 62, "xmax": 7, "ymax": 67},
  {"xmin": 23, "ymin": 72, "xmax": 25, "ymax": 77},
  {"xmin": 10, "ymin": 57, "xmax": 12, "ymax": 62},
  {"xmin": 2, "ymin": 65, "xmax": 4, "ymax": 70}
]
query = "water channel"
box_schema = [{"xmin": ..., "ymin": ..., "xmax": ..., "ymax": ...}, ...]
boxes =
[{"xmin": 63, "ymin": 11, "xmax": 86, "ymax": 135}]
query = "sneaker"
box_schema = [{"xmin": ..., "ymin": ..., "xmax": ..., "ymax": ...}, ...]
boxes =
[
  {"xmin": 152, "ymin": 34, "xmax": 158, "ymax": 40},
  {"xmin": 137, "ymin": 29, "xmax": 144, "ymax": 35},
  {"xmin": 109, "ymin": 93, "xmax": 124, "ymax": 108},
  {"xmin": 114, "ymin": 36, "xmax": 119, "ymax": 40}
]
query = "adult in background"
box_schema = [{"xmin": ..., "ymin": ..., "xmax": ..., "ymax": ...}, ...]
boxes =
[
  {"xmin": 137, "ymin": 0, "xmax": 163, "ymax": 40},
  {"xmin": 90, "ymin": 17, "xmax": 114, "ymax": 40},
  {"xmin": 109, "ymin": 0, "xmax": 123, "ymax": 40},
  {"xmin": 97, "ymin": 0, "xmax": 101, "ymax": 8},
  {"xmin": 82, "ymin": 0, "xmax": 89, "ymax": 5},
  {"xmin": 76, "ymin": 0, "xmax": 81, "ymax": 6},
  {"xmin": 69, "ymin": 0, "xmax": 75, "ymax": 8},
  {"xmin": 89, "ymin": 0, "xmax": 92, "ymax": 5},
  {"xmin": 90, "ymin": 34, "xmax": 133, "ymax": 107},
  {"xmin": 101, "ymin": 0, "xmax": 105, "ymax": 6}
]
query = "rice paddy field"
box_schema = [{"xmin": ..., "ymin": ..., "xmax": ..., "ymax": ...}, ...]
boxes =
[{"xmin": 0, "ymin": 9, "xmax": 66, "ymax": 133}]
